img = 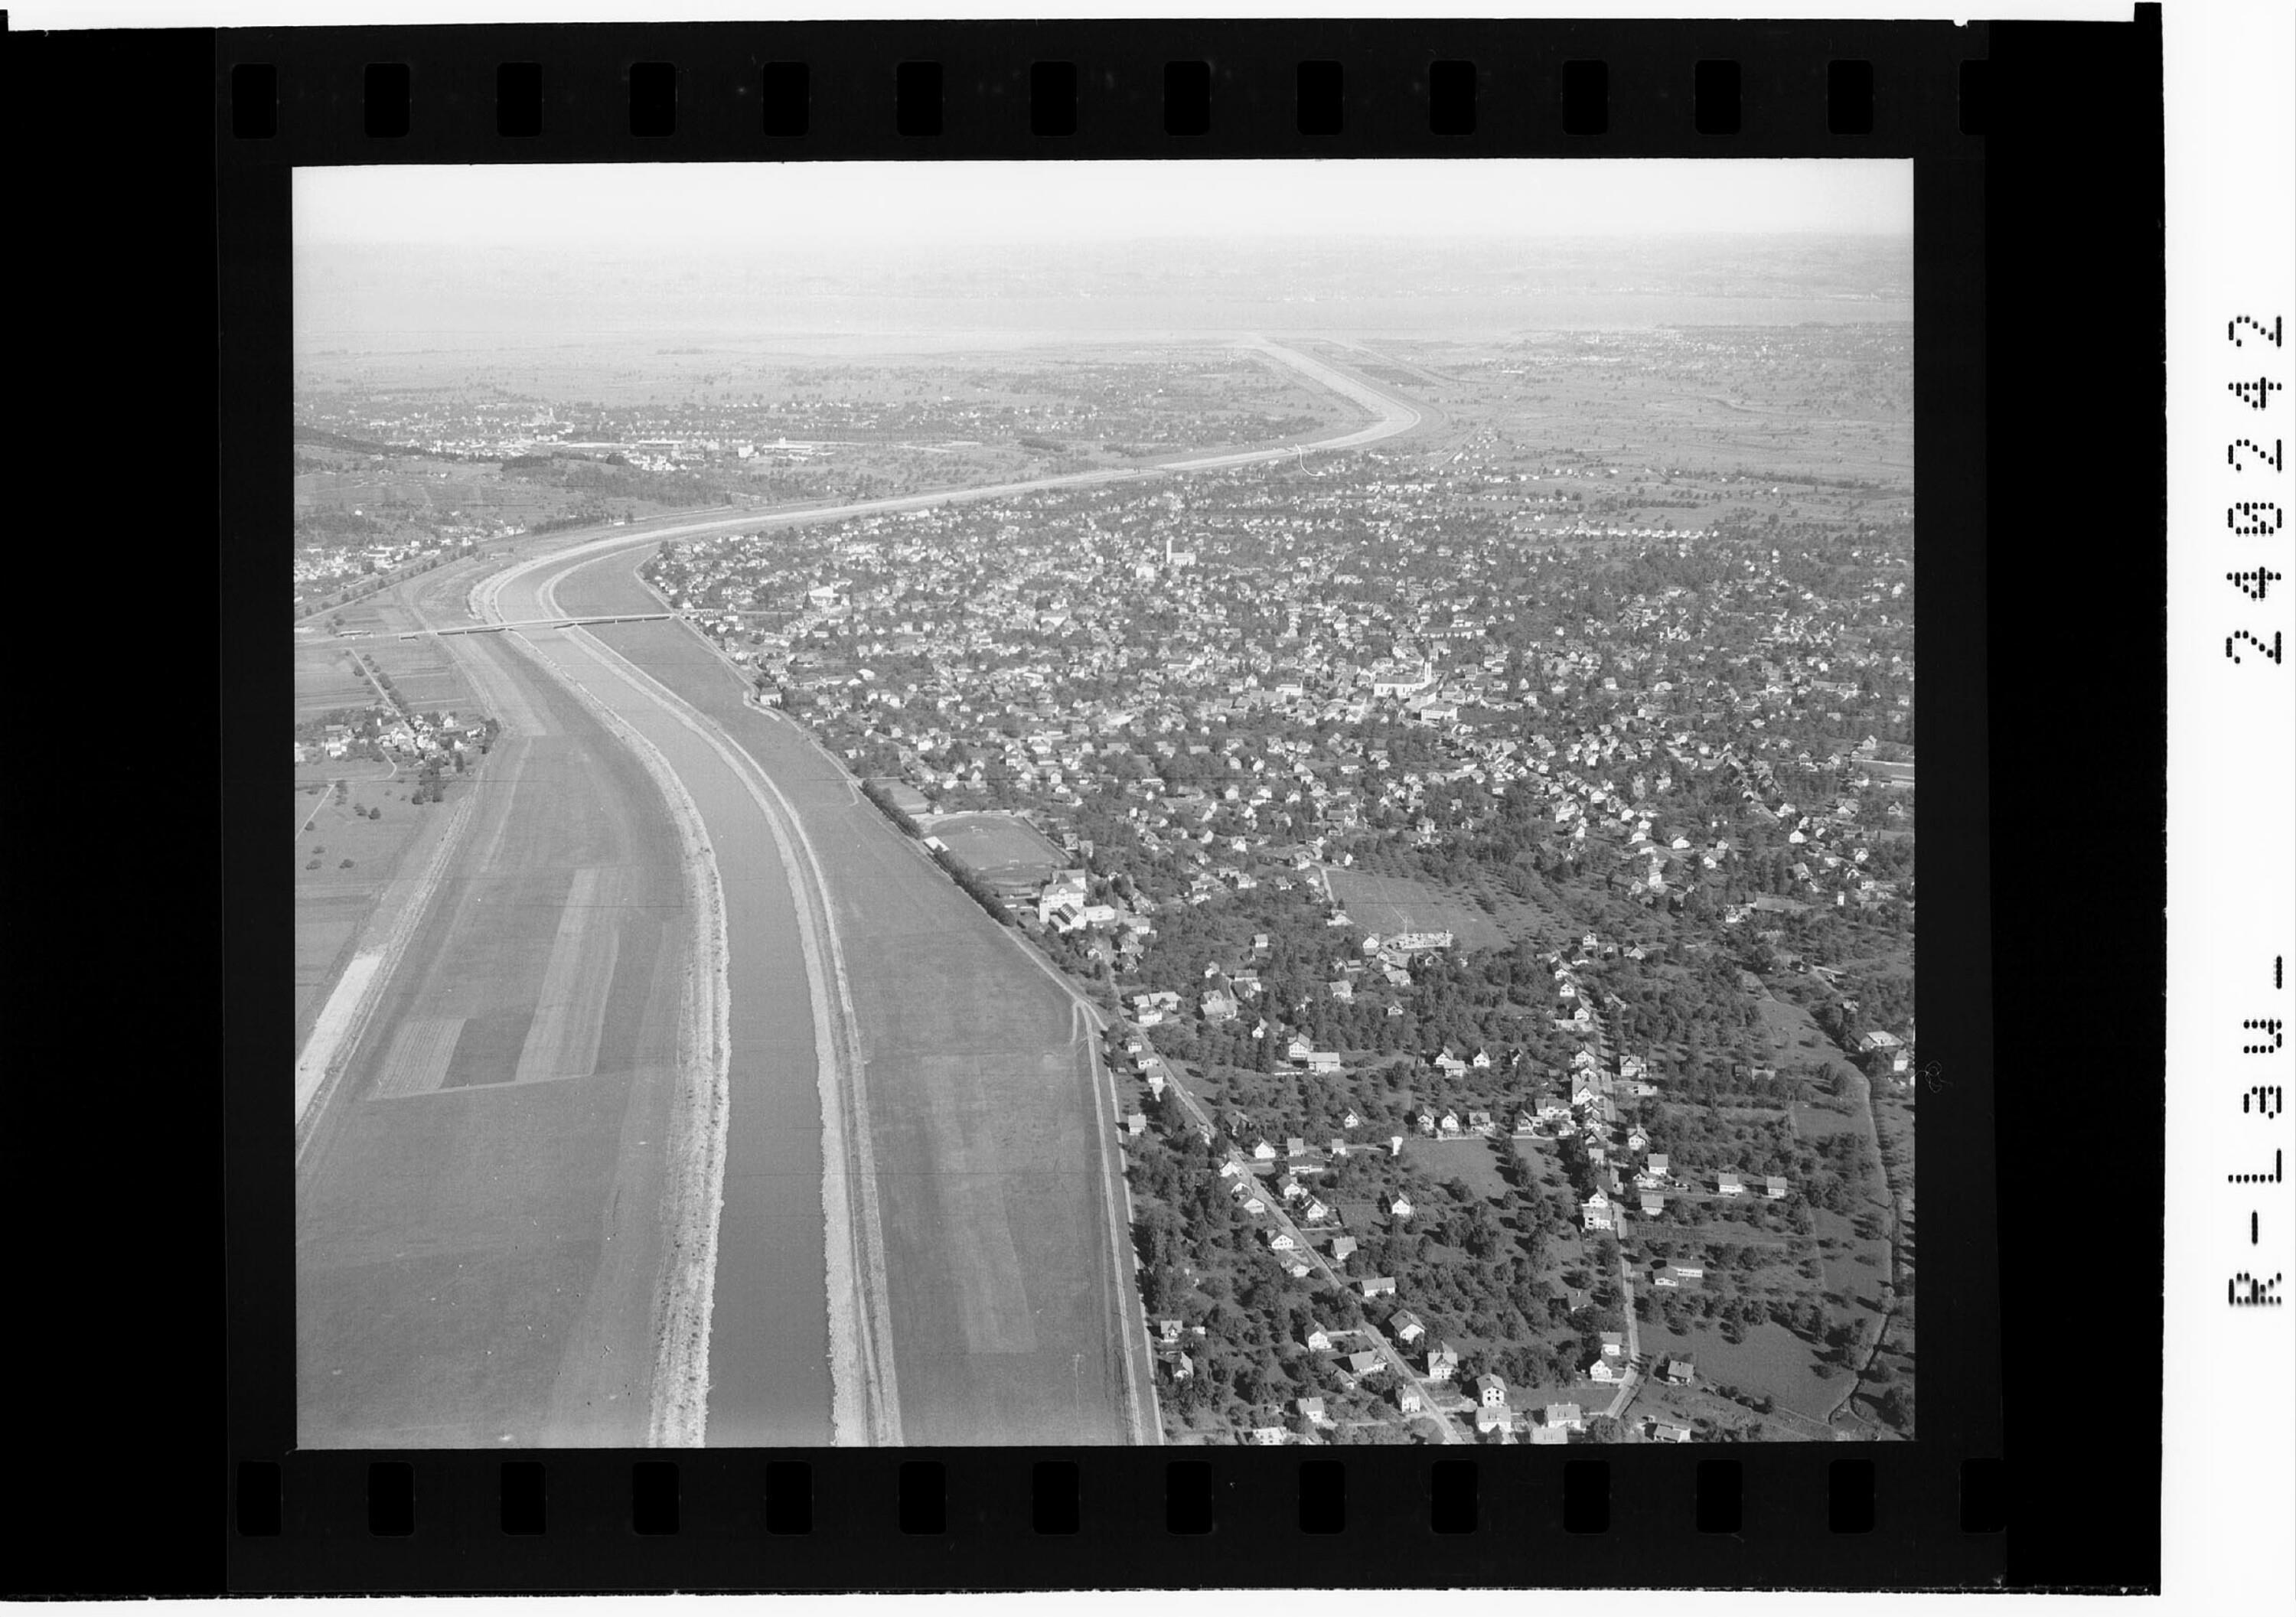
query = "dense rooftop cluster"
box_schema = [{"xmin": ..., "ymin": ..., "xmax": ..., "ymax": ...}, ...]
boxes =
[
  {"xmin": 638, "ymin": 333, "xmax": 1916, "ymax": 1443},
  {"xmin": 646, "ymin": 452, "xmax": 1914, "ymax": 932},
  {"xmin": 645, "ymin": 462, "xmax": 1915, "ymax": 1439}
]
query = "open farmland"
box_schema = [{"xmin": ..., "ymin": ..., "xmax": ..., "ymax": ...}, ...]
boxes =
[
  {"xmin": 295, "ymin": 625, "xmax": 691, "ymax": 1448},
  {"xmin": 294, "ymin": 562, "xmax": 514, "ymax": 1038},
  {"xmin": 926, "ymin": 811, "xmax": 1067, "ymax": 895},
  {"xmin": 300, "ymin": 585, "xmax": 484, "ymax": 714},
  {"xmin": 292, "ymin": 640, "xmax": 381, "ymax": 719},
  {"xmin": 1322, "ymin": 868, "xmax": 1508, "ymax": 951},
  {"xmin": 1354, "ymin": 325, "xmax": 1914, "ymax": 536},
  {"xmin": 563, "ymin": 549, "xmax": 1154, "ymax": 1446},
  {"xmin": 360, "ymin": 634, "xmax": 473, "ymax": 713},
  {"xmin": 293, "ymin": 334, "xmax": 1358, "ymax": 530},
  {"xmin": 292, "ymin": 773, "xmax": 439, "ymax": 1038}
]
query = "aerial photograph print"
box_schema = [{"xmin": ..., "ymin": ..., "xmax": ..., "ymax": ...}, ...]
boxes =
[{"xmin": 290, "ymin": 158, "xmax": 1917, "ymax": 1449}]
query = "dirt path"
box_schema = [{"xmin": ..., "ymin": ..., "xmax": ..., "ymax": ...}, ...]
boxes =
[
  {"xmin": 1603, "ymin": 1252, "xmax": 1643, "ymax": 1423},
  {"xmin": 1824, "ymin": 1066, "xmax": 1902, "ymax": 1430}
]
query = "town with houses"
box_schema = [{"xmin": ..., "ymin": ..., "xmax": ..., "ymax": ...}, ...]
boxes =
[
  {"xmin": 634, "ymin": 332, "xmax": 1918, "ymax": 1444},
  {"xmin": 294, "ymin": 320, "xmax": 1917, "ymax": 1444}
]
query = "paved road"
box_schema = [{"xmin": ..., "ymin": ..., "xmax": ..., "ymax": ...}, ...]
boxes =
[
  {"xmin": 1603, "ymin": 1255, "xmax": 1643, "ymax": 1423},
  {"xmin": 1247, "ymin": 1156, "xmax": 1459, "ymax": 1444},
  {"xmin": 1138, "ymin": 1046, "xmax": 1455, "ymax": 1443}
]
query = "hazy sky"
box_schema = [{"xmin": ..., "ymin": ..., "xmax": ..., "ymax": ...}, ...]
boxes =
[{"xmin": 298, "ymin": 159, "xmax": 1911, "ymax": 253}]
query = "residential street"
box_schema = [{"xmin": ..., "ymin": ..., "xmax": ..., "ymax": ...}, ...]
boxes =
[{"xmin": 1143, "ymin": 1045, "xmax": 1459, "ymax": 1443}]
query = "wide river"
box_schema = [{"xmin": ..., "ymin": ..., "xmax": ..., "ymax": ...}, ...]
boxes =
[{"xmin": 491, "ymin": 559, "xmax": 840, "ymax": 1445}]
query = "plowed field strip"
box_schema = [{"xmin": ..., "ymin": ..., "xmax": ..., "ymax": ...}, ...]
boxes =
[
  {"xmin": 371, "ymin": 1016, "xmax": 464, "ymax": 1100},
  {"xmin": 514, "ymin": 866, "xmax": 625, "ymax": 1083}
]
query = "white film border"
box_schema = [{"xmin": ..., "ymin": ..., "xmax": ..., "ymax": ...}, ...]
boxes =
[{"xmin": 2167, "ymin": 0, "xmax": 2295, "ymax": 1609}]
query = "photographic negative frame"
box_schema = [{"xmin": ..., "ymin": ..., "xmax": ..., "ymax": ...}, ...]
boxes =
[{"xmin": 15, "ymin": 5, "xmax": 2172, "ymax": 1598}]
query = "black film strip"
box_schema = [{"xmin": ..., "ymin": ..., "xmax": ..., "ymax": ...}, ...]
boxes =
[{"xmin": 8, "ymin": 7, "xmax": 2170, "ymax": 1599}]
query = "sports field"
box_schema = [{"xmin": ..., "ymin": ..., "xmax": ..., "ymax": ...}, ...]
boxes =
[
  {"xmin": 568, "ymin": 554, "xmax": 1154, "ymax": 1446},
  {"xmin": 295, "ymin": 626, "xmax": 691, "ymax": 1448},
  {"xmin": 927, "ymin": 811, "xmax": 1067, "ymax": 893},
  {"xmin": 1322, "ymin": 867, "xmax": 1508, "ymax": 951}
]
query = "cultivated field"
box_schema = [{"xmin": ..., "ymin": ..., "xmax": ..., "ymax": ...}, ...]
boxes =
[
  {"xmin": 1363, "ymin": 326, "xmax": 1915, "ymax": 533},
  {"xmin": 566, "ymin": 554, "xmax": 1153, "ymax": 1446},
  {"xmin": 360, "ymin": 635, "xmax": 471, "ymax": 713},
  {"xmin": 295, "ymin": 626, "xmax": 691, "ymax": 1448},
  {"xmin": 299, "ymin": 585, "xmax": 484, "ymax": 715},
  {"xmin": 292, "ymin": 640, "xmax": 380, "ymax": 719},
  {"xmin": 1322, "ymin": 868, "xmax": 1508, "ymax": 951},
  {"xmin": 293, "ymin": 561, "xmax": 515, "ymax": 1040},
  {"xmin": 292, "ymin": 774, "xmax": 437, "ymax": 1037}
]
